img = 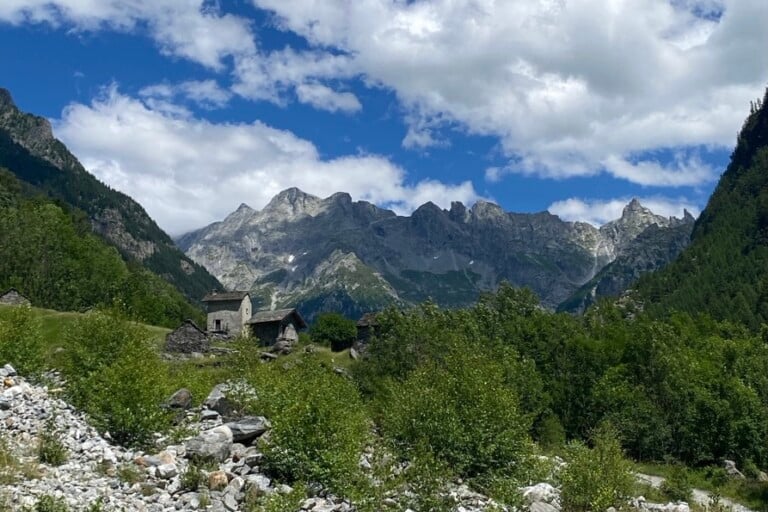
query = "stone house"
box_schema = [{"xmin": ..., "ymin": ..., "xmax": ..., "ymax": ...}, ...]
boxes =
[
  {"xmin": 202, "ymin": 291, "xmax": 251, "ymax": 336},
  {"xmin": 247, "ymin": 308, "xmax": 307, "ymax": 347},
  {"xmin": 356, "ymin": 312, "xmax": 379, "ymax": 343},
  {"xmin": 0, "ymin": 288, "xmax": 30, "ymax": 306},
  {"xmin": 165, "ymin": 320, "xmax": 209, "ymax": 353}
]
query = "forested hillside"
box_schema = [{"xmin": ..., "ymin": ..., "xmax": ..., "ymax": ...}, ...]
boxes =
[
  {"xmin": 638, "ymin": 88, "xmax": 768, "ymax": 329},
  {"xmin": 0, "ymin": 168, "xmax": 203, "ymax": 327},
  {"xmin": 0, "ymin": 88, "xmax": 221, "ymax": 303}
]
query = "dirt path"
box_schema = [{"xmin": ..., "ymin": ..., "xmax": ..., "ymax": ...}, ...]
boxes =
[{"xmin": 635, "ymin": 473, "xmax": 754, "ymax": 512}]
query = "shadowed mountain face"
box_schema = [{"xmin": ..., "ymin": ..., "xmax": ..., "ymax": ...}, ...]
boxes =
[
  {"xmin": 177, "ymin": 187, "xmax": 694, "ymax": 321},
  {"xmin": 0, "ymin": 87, "xmax": 222, "ymax": 302}
]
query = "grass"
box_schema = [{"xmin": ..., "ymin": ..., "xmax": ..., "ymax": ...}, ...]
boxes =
[
  {"xmin": 0, "ymin": 304, "xmax": 170, "ymax": 366},
  {"xmin": 0, "ymin": 437, "xmax": 41, "ymax": 484},
  {"xmin": 635, "ymin": 462, "xmax": 768, "ymax": 510}
]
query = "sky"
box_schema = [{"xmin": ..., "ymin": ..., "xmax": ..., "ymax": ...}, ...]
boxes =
[{"xmin": 0, "ymin": 0, "xmax": 766, "ymax": 236}]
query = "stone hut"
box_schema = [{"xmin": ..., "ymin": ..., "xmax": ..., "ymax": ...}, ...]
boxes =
[
  {"xmin": 247, "ymin": 308, "xmax": 307, "ymax": 347},
  {"xmin": 356, "ymin": 312, "xmax": 379, "ymax": 344},
  {"xmin": 0, "ymin": 288, "xmax": 30, "ymax": 306},
  {"xmin": 202, "ymin": 291, "xmax": 251, "ymax": 336},
  {"xmin": 165, "ymin": 320, "xmax": 209, "ymax": 353}
]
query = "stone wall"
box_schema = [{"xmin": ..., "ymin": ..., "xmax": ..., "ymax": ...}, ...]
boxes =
[
  {"xmin": 0, "ymin": 289, "xmax": 30, "ymax": 306},
  {"xmin": 165, "ymin": 321, "xmax": 209, "ymax": 353},
  {"xmin": 206, "ymin": 296, "xmax": 251, "ymax": 335}
]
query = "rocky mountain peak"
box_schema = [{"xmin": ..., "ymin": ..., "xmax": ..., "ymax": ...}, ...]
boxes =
[
  {"xmin": 0, "ymin": 88, "xmax": 16, "ymax": 111},
  {"xmin": 471, "ymin": 200, "xmax": 505, "ymax": 220},
  {"xmin": 262, "ymin": 187, "xmax": 325, "ymax": 218}
]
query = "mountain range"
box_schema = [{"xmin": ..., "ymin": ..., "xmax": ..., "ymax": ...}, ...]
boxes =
[{"xmin": 178, "ymin": 188, "xmax": 694, "ymax": 321}]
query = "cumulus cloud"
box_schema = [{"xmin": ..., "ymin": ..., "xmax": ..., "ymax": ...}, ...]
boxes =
[
  {"xmin": 52, "ymin": 87, "xmax": 479, "ymax": 235},
  {"xmin": 140, "ymin": 80, "xmax": 232, "ymax": 110},
  {"xmin": 548, "ymin": 197, "xmax": 700, "ymax": 226},
  {"xmin": 252, "ymin": 0, "xmax": 768, "ymax": 186},
  {"xmin": 0, "ymin": 1, "xmax": 256, "ymax": 70},
  {"xmin": 294, "ymin": 82, "xmax": 361, "ymax": 113}
]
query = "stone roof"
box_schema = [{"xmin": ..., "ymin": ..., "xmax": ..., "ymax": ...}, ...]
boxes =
[
  {"xmin": 173, "ymin": 319, "xmax": 206, "ymax": 334},
  {"xmin": 247, "ymin": 308, "xmax": 307, "ymax": 329},
  {"xmin": 201, "ymin": 291, "xmax": 250, "ymax": 302}
]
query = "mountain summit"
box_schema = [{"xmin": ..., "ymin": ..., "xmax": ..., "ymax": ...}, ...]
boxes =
[{"xmin": 178, "ymin": 190, "xmax": 694, "ymax": 320}]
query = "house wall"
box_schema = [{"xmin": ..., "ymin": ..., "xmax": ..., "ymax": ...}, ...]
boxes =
[
  {"xmin": 252, "ymin": 322, "xmax": 281, "ymax": 346},
  {"xmin": 206, "ymin": 296, "xmax": 251, "ymax": 335},
  {"xmin": 250, "ymin": 318, "xmax": 300, "ymax": 346},
  {"xmin": 165, "ymin": 323, "xmax": 209, "ymax": 353}
]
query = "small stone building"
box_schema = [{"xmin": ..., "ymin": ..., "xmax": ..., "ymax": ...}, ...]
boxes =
[
  {"xmin": 356, "ymin": 312, "xmax": 379, "ymax": 343},
  {"xmin": 247, "ymin": 308, "xmax": 307, "ymax": 347},
  {"xmin": 202, "ymin": 291, "xmax": 251, "ymax": 336},
  {"xmin": 165, "ymin": 320, "xmax": 209, "ymax": 353},
  {"xmin": 0, "ymin": 288, "xmax": 30, "ymax": 306}
]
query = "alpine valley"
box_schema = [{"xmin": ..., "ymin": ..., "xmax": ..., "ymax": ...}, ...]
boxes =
[{"xmin": 178, "ymin": 188, "xmax": 695, "ymax": 321}]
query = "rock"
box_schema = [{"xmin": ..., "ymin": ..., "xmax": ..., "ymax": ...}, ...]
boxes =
[
  {"xmin": 260, "ymin": 352, "xmax": 278, "ymax": 361},
  {"xmin": 0, "ymin": 398, "xmax": 10, "ymax": 410},
  {"xmin": 245, "ymin": 474, "xmax": 271, "ymax": 495},
  {"xmin": 203, "ymin": 384, "xmax": 235, "ymax": 418},
  {"xmin": 349, "ymin": 347, "xmax": 359, "ymax": 360},
  {"xmin": 226, "ymin": 476, "xmax": 245, "ymax": 494},
  {"xmin": 165, "ymin": 388, "xmax": 193, "ymax": 410},
  {"xmin": 758, "ymin": 471, "xmax": 768, "ymax": 482},
  {"xmin": 724, "ymin": 460, "xmax": 746, "ymax": 479},
  {"xmin": 521, "ymin": 483, "xmax": 560, "ymax": 505},
  {"xmin": 157, "ymin": 463, "xmax": 178, "ymax": 479},
  {"xmin": 201, "ymin": 409, "xmax": 220, "ymax": 421},
  {"xmin": 224, "ymin": 416, "xmax": 271, "ymax": 443},
  {"xmin": 209, "ymin": 470, "xmax": 229, "ymax": 491},
  {"xmin": 530, "ymin": 502, "xmax": 560, "ymax": 512},
  {"xmin": 223, "ymin": 493, "xmax": 238, "ymax": 511},
  {"xmin": 271, "ymin": 339, "xmax": 293, "ymax": 355},
  {"xmin": 185, "ymin": 426, "xmax": 234, "ymax": 462}
]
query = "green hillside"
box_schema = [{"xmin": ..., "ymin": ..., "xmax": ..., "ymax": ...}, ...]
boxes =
[
  {"xmin": 0, "ymin": 89, "xmax": 221, "ymax": 304},
  {"xmin": 0, "ymin": 169, "xmax": 203, "ymax": 327},
  {"xmin": 637, "ymin": 89, "xmax": 768, "ymax": 329}
]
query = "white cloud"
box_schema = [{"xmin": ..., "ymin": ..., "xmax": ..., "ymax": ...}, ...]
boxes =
[
  {"xmin": 52, "ymin": 87, "xmax": 479, "ymax": 235},
  {"xmin": 140, "ymin": 80, "xmax": 232, "ymax": 110},
  {"xmin": 548, "ymin": 197, "xmax": 700, "ymax": 226},
  {"xmin": 252, "ymin": 0, "xmax": 768, "ymax": 187},
  {"xmin": 0, "ymin": 0, "xmax": 255, "ymax": 70},
  {"xmin": 295, "ymin": 82, "xmax": 361, "ymax": 113}
]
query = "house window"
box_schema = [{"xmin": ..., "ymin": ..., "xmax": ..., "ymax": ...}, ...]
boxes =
[{"xmin": 214, "ymin": 319, "xmax": 222, "ymax": 331}]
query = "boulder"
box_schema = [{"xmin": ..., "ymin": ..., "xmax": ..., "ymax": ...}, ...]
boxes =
[
  {"xmin": 164, "ymin": 388, "xmax": 193, "ymax": 410},
  {"xmin": 203, "ymin": 384, "xmax": 234, "ymax": 418},
  {"xmin": 724, "ymin": 460, "xmax": 746, "ymax": 479},
  {"xmin": 185, "ymin": 425, "xmax": 234, "ymax": 462},
  {"xmin": 224, "ymin": 416, "xmax": 271, "ymax": 443},
  {"xmin": 271, "ymin": 339, "xmax": 293, "ymax": 355}
]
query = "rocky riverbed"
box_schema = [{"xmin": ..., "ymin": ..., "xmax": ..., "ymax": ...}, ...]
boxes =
[{"xmin": 0, "ymin": 364, "xmax": 754, "ymax": 512}]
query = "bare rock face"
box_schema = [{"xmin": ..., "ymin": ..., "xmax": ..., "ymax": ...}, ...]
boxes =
[{"xmin": 178, "ymin": 188, "xmax": 694, "ymax": 319}]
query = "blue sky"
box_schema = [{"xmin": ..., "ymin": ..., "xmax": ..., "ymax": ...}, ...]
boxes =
[{"xmin": 0, "ymin": 1, "xmax": 765, "ymax": 235}]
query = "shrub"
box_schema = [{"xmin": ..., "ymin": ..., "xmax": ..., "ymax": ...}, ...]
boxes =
[
  {"xmin": 378, "ymin": 349, "xmax": 532, "ymax": 479},
  {"xmin": 0, "ymin": 305, "xmax": 43, "ymax": 375},
  {"xmin": 559, "ymin": 425, "xmax": 634, "ymax": 512},
  {"xmin": 247, "ymin": 357, "xmax": 369, "ymax": 497},
  {"xmin": 37, "ymin": 418, "xmax": 67, "ymax": 466},
  {"xmin": 62, "ymin": 311, "xmax": 172, "ymax": 447},
  {"xmin": 31, "ymin": 495, "xmax": 69, "ymax": 512},
  {"xmin": 311, "ymin": 313, "xmax": 357, "ymax": 351},
  {"xmin": 661, "ymin": 465, "xmax": 692, "ymax": 502}
]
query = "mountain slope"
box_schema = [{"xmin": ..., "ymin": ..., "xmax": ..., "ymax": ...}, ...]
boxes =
[
  {"xmin": 637, "ymin": 89, "xmax": 768, "ymax": 329},
  {"xmin": 179, "ymin": 188, "xmax": 692, "ymax": 320},
  {"xmin": 0, "ymin": 88, "xmax": 221, "ymax": 302}
]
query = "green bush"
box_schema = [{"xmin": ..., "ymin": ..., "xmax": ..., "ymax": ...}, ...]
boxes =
[
  {"xmin": 379, "ymin": 349, "xmax": 532, "ymax": 479},
  {"xmin": 0, "ymin": 305, "xmax": 43, "ymax": 375},
  {"xmin": 559, "ymin": 425, "xmax": 634, "ymax": 512},
  {"xmin": 61, "ymin": 311, "xmax": 172, "ymax": 447},
  {"xmin": 311, "ymin": 313, "xmax": 357, "ymax": 351},
  {"xmin": 661, "ymin": 465, "xmax": 692, "ymax": 502},
  {"xmin": 30, "ymin": 495, "xmax": 69, "ymax": 512},
  {"xmin": 247, "ymin": 357, "xmax": 369, "ymax": 497},
  {"xmin": 37, "ymin": 418, "xmax": 67, "ymax": 466}
]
